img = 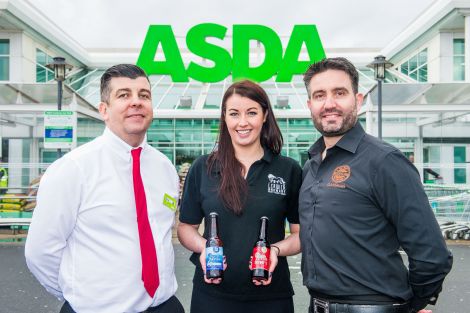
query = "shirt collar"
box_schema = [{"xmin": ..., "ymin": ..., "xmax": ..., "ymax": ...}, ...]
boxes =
[
  {"xmin": 261, "ymin": 146, "xmax": 274, "ymax": 163},
  {"xmin": 308, "ymin": 122, "xmax": 365, "ymax": 158},
  {"xmin": 102, "ymin": 127, "xmax": 148, "ymax": 162}
]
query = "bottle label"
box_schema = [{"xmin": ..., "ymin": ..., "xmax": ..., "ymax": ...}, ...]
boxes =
[
  {"xmin": 206, "ymin": 247, "xmax": 224, "ymax": 271},
  {"xmin": 251, "ymin": 246, "xmax": 270, "ymax": 270}
]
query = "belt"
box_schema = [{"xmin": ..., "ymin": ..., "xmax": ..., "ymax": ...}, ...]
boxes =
[{"xmin": 310, "ymin": 296, "xmax": 410, "ymax": 313}]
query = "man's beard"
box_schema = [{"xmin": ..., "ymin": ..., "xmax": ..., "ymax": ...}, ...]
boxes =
[{"xmin": 313, "ymin": 105, "xmax": 357, "ymax": 137}]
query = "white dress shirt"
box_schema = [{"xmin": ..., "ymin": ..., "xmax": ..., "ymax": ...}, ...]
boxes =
[{"xmin": 25, "ymin": 127, "xmax": 179, "ymax": 313}]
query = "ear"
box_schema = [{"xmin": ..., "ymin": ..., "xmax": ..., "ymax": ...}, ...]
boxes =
[
  {"xmin": 355, "ymin": 93, "xmax": 364, "ymax": 111},
  {"xmin": 263, "ymin": 109, "xmax": 268, "ymax": 123},
  {"xmin": 98, "ymin": 102, "xmax": 109, "ymax": 121}
]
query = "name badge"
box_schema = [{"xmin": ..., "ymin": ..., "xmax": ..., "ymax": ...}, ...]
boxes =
[{"xmin": 163, "ymin": 193, "xmax": 177, "ymax": 211}]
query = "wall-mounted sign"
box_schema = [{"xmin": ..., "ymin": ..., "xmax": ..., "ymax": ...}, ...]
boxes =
[
  {"xmin": 137, "ymin": 23, "xmax": 325, "ymax": 83},
  {"xmin": 44, "ymin": 111, "xmax": 74, "ymax": 149}
]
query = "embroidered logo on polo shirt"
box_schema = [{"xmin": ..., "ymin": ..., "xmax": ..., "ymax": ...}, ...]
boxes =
[
  {"xmin": 327, "ymin": 165, "xmax": 350, "ymax": 188},
  {"xmin": 267, "ymin": 174, "xmax": 286, "ymax": 195}
]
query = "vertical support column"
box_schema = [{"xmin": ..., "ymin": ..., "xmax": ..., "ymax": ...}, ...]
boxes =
[
  {"xmin": 414, "ymin": 126, "xmax": 424, "ymax": 182},
  {"xmin": 70, "ymin": 94, "xmax": 78, "ymax": 149},
  {"xmin": 364, "ymin": 95, "xmax": 374, "ymax": 135},
  {"xmin": 465, "ymin": 13, "xmax": 470, "ymax": 82},
  {"xmin": 8, "ymin": 139, "xmax": 23, "ymax": 193},
  {"xmin": 29, "ymin": 137, "xmax": 40, "ymax": 183}
]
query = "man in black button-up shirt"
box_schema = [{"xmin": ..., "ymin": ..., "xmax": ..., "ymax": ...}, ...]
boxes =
[{"xmin": 299, "ymin": 58, "xmax": 452, "ymax": 313}]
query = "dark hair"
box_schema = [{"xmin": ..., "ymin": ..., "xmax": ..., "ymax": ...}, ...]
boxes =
[
  {"xmin": 100, "ymin": 64, "xmax": 150, "ymax": 102},
  {"xmin": 303, "ymin": 57, "xmax": 359, "ymax": 97},
  {"xmin": 207, "ymin": 80, "xmax": 283, "ymax": 215}
]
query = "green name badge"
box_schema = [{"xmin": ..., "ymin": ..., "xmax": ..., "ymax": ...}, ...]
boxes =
[{"xmin": 163, "ymin": 193, "xmax": 177, "ymax": 211}]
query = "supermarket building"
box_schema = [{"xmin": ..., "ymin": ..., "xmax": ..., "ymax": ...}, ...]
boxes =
[{"xmin": 0, "ymin": 0, "xmax": 470, "ymax": 192}]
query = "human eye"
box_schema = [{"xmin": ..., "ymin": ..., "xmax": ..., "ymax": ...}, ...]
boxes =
[
  {"xmin": 228, "ymin": 111, "xmax": 238, "ymax": 117},
  {"xmin": 335, "ymin": 89, "xmax": 347, "ymax": 97},
  {"xmin": 140, "ymin": 93, "xmax": 151, "ymax": 100},
  {"xmin": 118, "ymin": 92, "xmax": 128, "ymax": 98},
  {"xmin": 247, "ymin": 111, "xmax": 258, "ymax": 116},
  {"xmin": 313, "ymin": 93, "xmax": 325, "ymax": 101}
]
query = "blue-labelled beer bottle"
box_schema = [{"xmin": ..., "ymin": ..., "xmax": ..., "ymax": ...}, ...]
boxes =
[{"xmin": 205, "ymin": 212, "xmax": 224, "ymax": 280}]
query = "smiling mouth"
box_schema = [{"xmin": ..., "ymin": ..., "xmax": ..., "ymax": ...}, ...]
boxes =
[
  {"xmin": 237, "ymin": 129, "xmax": 251, "ymax": 135},
  {"xmin": 127, "ymin": 114, "xmax": 145, "ymax": 118},
  {"xmin": 322, "ymin": 113, "xmax": 341, "ymax": 118}
]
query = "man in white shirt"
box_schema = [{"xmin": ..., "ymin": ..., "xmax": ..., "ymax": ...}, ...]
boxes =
[{"xmin": 25, "ymin": 64, "xmax": 184, "ymax": 313}]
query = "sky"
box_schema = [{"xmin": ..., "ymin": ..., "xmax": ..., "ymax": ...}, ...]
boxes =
[{"xmin": 26, "ymin": 0, "xmax": 437, "ymax": 51}]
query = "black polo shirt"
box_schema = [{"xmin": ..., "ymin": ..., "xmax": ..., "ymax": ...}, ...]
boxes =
[
  {"xmin": 299, "ymin": 123, "xmax": 452, "ymax": 307},
  {"xmin": 179, "ymin": 149, "xmax": 302, "ymax": 301}
]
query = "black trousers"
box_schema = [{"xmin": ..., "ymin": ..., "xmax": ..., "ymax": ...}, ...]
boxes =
[{"xmin": 60, "ymin": 295, "xmax": 184, "ymax": 313}]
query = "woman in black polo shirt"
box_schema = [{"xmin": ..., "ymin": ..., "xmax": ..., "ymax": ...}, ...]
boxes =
[{"xmin": 177, "ymin": 80, "xmax": 302, "ymax": 313}]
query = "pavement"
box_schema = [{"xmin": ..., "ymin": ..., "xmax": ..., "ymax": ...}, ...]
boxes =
[{"xmin": 0, "ymin": 243, "xmax": 469, "ymax": 313}]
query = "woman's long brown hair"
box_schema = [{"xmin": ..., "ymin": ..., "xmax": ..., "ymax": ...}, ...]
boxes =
[{"xmin": 207, "ymin": 80, "xmax": 283, "ymax": 215}]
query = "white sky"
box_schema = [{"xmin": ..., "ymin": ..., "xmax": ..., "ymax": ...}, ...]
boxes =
[{"xmin": 27, "ymin": 0, "xmax": 437, "ymax": 50}]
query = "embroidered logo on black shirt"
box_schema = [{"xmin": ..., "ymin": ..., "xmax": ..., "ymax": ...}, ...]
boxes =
[
  {"xmin": 267, "ymin": 174, "xmax": 286, "ymax": 195},
  {"xmin": 328, "ymin": 165, "xmax": 350, "ymax": 188}
]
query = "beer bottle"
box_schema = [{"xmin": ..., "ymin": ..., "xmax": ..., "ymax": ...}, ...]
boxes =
[
  {"xmin": 251, "ymin": 216, "xmax": 270, "ymax": 281},
  {"xmin": 205, "ymin": 212, "xmax": 224, "ymax": 280}
]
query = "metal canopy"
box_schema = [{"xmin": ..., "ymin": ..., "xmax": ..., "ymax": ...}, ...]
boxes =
[
  {"xmin": 365, "ymin": 83, "xmax": 470, "ymax": 107},
  {"xmin": 0, "ymin": 82, "xmax": 101, "ymax": 121}
]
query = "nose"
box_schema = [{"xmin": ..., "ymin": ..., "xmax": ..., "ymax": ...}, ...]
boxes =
[
  {"xmin": 323, "ymin": 94, "xmax": 336, "ymax": 109},
  {"xmin": 130, "ymin": 95, "xmax": 143, "ymax": 107},
  {"xmin": 238, "ymin": 114, "xmax": 248, "ymax": 127}
]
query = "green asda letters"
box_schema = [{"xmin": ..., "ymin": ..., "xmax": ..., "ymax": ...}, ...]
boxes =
[{"xmin": 137, "ymin": 23, "xmax": 325, "ymax": 83}]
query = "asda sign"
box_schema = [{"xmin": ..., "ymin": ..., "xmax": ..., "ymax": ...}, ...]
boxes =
[{"xmin": 137, "ymin": 23, "xmax": 325, "ymax": 83}]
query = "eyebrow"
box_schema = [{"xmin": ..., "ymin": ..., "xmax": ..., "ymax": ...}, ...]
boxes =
[
  {"xmin": 228, "ymin": 106, "xmax": 259, "ymax": 110},
  {"xmin": 115, "ymin": 88, "xmax": 131, "ymax": 94},
  {"xmin": 114, "ymin": 88, "xmax": 151, "ymax": 94},
  {"xmin": 311, "ymin": 87, "xmax": 348, "ymax": 95}
]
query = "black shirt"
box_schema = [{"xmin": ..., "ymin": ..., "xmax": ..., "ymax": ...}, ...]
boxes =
[
  {"xmin": 299, "ymin": 123, "xmax": 453, "ymax": 308},
  {"xmin": 180, "ymin": 149, "xmax": 302, "ymax": 301}
]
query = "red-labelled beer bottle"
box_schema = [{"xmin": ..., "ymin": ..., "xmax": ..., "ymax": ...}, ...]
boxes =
[
  {"xmin": 205, "ymin": 212, "xmax": 224, "ymax": 280},
  {"xmin": 251, "ymin": 216, "xmax": 270, "ymax": 281}
]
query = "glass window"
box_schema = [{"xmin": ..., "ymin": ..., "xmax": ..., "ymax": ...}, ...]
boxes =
[
  {"xmin": 400, "ymin": 63, "xmax": 408, "ymax": 75},
  {"xmin": 453, "ymin": 39, "xmax": 465, "ymax": 81},
  {"xmin": 454, "ymin": 146, "xmax": 466, "ymax": 183},
  {"xmin": 418, "ymin": 50, "xmax": 427, "ymax": 67},
  {"xmin": 175, "ymin": 144, "xmax": 203, "ymax": 168},
  {"xmin": 0, "ymin": 39, "xmax": 9, "ymax": 81},
  {"xmin": 409, "ymin": 55, "xmax": 418, "ymax": 73},
  {"xmin": 400, "ymin": 48, "xmax": 428, "ymax": 82},
  {"xmin": 36, "ymin": 49, "xmax": 54, "ymax": 82}
]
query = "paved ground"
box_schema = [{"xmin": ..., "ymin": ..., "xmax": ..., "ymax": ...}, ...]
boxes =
[{"xmin": 0, "ymin": 243, "xmax": 469, "ymax": 313}]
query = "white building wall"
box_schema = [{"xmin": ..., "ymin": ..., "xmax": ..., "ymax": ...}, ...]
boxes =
[
  {"xmin": 21, "ymin": 33, "xmax": 36, "ymax": 82},
  {"xmin": 438, "ymin": 32, "xmax": 454, "ymax": 82},
  {"xmin": 427, "ymin": 34, "xmax": 441, "ymax": 83}
]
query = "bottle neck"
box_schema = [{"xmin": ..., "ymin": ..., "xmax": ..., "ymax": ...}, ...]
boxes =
[
  {"xmin": 259, "ymin": 219, "xmax": 267, "ymax": 240},
  {"xmin": 210, "ymin": 215, "xmax": 218, "ymax": 237}
]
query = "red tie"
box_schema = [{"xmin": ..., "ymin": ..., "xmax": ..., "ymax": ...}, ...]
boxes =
[{"xmin": 131, "ymin": 147, "xmax": 159, "ymax": 297}]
